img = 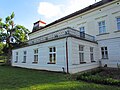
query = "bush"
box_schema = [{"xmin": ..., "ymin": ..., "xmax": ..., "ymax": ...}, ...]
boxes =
[{"xmin": 76, "ymin": 69, "xmax": 120, "ymax": 86}]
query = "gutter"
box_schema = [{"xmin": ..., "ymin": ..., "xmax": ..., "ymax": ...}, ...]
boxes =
[{"xmin": 66, "ymin": 37, "xmax": 69, "ymax": 73}]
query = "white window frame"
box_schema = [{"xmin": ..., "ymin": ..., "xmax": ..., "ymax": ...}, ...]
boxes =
[
  {"xmin": 79, "ymin": 27, "xmax": 85, "ymax": 38},
  {"xmin": 79, "ymin": 45, "xmax": 85, "ymax": 64},
  {"xmin": 22, "ymin": 51, "xmax": 27, "ymax": 63},
  {"xmin": 98, "ymin": 21, "xmax": 106, "ymax": 34},
  {"xmin": 117, "ymin": 17, "xmax": 120, "ymax": 30},
  {"xmin": 90, "ymin": 47, "xmax": 94, "ymax": 62},
  {"xmin": 48, "ymin": 47, "xmax": 56, "ymax": 64},
  {"xmin": 101, "ymin": 47, "xmax": 108, "ymax": 59},
  {"xmin": 33, "ymin": 49, "xmax": 38, "ymax": 63},
  {"xmin": 15, "ymin": 52, "xmax": 18, "ymax": 63}
]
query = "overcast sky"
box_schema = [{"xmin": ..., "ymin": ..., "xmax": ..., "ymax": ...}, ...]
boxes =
[{"xmin": 0, "ymin": 0, "xmax": 101, "ymax": 31}]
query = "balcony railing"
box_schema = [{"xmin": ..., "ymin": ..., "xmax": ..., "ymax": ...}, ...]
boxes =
[{"xmin": 27, "ymin": 27, "xmax": 95, "ymax": 45}]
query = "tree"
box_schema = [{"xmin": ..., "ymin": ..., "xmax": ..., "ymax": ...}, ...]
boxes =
[{"xmin": 0, "ymin": 12, "xmax": 30, "ymax": 64}]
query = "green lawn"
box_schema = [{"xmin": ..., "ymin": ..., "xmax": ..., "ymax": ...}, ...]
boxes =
[{"xmin": 0, "ymin": 66, "xmax": 120, "ymax": 90}]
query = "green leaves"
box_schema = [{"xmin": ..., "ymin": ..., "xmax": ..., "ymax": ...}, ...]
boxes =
[
  {"xmin": 10, "ymin": 12, "xmax": 15, "ymax": 19},
  {"xmin": 0, "ymin": 12, "xmax": 30, "ymax": 45},
  {"xmin": 5, "ymin": 16, "xmax": 11, "ymax": 24}
]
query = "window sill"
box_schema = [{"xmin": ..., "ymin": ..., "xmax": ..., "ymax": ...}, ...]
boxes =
[
  {"xmin": 32, "ymin": 62, "xmax": 38, "ymax": 64},
  {"xmin": 47, "ymin": 62, "xmax": 56, "ymax": 64},
  {"xmin": 22, "ymin": 61, "xmax": 26, "ymax": 63},
  {"xmin": 72, "ymin": 64, "xmax": 80, "ymax": 65},
  {"xmin": 80, "ymin": 62, "xmax": 86, "ymax": 64},
  {"xmin": 101, "ymin": 58, "xmax": 108, "ymax": 59},
  {"xmin": 96, "ymin": 33, "xmax": 109, "ymax": 36},
  {"xmin": 91, "ymin": 61, "xmax": 96, "ymax": 63},
  {"xmin": 114, "ymin": 30, "xmax": 120, "ymax": 33},
  {"xmin": 14, "ymin": 61, "xmax": 18, "ymax": 63}
]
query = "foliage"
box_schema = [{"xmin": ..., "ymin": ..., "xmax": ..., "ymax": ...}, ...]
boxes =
[
  {"xmin": 76, "ymin": 68, "xmax": 120, "ymax": 86},
  {"xmin": 0, "ymin": 43, "xmax": 5, "ymax": 54},
  {"xmin": 0, "ymin": 12, "xmax": 30, "ymax": 44},
  {"xmin": 0, "ymin": 12, "xmax": 30, "ymax": 57},
  {"xmin": 0, "ymin": 66, "xmax": 120, "ymax": 90}
]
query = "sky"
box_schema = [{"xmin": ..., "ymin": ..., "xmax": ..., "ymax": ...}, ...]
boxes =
[{"xmin": 0, "ymin": 0, "xmax": 101, "ymax": 31}]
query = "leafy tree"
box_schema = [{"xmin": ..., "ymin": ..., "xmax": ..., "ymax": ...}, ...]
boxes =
[{"xmin": 0, "ymin": 12, "xmax": 30, "ymax": 64}]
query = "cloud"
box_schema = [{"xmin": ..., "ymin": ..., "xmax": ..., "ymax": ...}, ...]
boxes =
[
  {"xmin": 38, "ymin": 2, "xmax": 62, "ymax": 18},
  {"xmin": 38, "ymin": 0, "xmax": 101, "ymax": 23}
]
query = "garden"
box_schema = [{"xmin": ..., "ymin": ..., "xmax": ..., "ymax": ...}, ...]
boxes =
[
  {"xmin": 76, "ymin": 68, "xmax": 120, "ymax": 86},
  {"xmin": 0, "ymin": 66, "xmax": 120, "ymax": 90}
]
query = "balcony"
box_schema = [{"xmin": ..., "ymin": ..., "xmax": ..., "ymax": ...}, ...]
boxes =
[{"xmin": 27, "ymin": 27, "xmax": 96, "ymax": 45}]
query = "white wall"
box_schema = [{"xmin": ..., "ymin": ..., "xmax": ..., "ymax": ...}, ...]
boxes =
[
  {"xmin": 98, "ymin": 37, "xmax": 120, "ymax": 68},
  {"xmin": 68, "ymin": 37, "xmax": 99, "ymax": 73},
  {"xmin": 12, "ymin": 38, "xmax": 67, "ymax": 72}
]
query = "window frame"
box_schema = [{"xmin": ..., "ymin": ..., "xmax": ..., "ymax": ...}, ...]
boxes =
[
  {"xmin": 101, "ymin": 47, "xmax": 108, "ymax": 59},
  {"xmin": 48, "ymin": 47, "xmax": 56, "ymax": 64},
  {"xmin": 90, "ymin": 47, "xmax": 95, "ymax": 62},
  {"xmin": 98, "ymin": 21, "xmax": 106, "ymax": 34},
  {"xmin": 22, "ymin": 51, "xmax": 27, "ymax": 63},
  {"xmin": 79, "ymin": 45, "xmax": 86, "ymax": 64},
  {"xmin": 33, "ymin": 49, "xmax": 38, "ymax": 64},
  {"xmin": 116, "ymin": 17, "xmax": 120, "ymax": 30},
  {"xmin": 15, "ymin": 52, "xmax": 18, "ymax": 63},
  {"xmin": 79, "ymin": 26, "xmax": 85, "ymax": 38}
]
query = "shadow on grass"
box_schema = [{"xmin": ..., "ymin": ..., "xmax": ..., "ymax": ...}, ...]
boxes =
[{"xmin": 0, "ymin": 66, "xmax": 119, "ymax": 90}]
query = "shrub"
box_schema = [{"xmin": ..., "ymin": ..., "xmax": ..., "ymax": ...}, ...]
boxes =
[{"xmin": 76, "ymin": 69, "xmax": 120, "ymax": 86}]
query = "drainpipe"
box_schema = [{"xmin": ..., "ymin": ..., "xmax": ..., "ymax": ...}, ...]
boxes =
[{"xmin": 66, "ymin": 37, "xmax": 69, "ymax": 73}]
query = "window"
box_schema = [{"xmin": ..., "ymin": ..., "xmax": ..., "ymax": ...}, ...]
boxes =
[
  {"xmin": 80, "ymin": 27, "xmax": 85, "ymax": 38},
  {"xmin": 79, "ymin": 45, "xmax": 85, "ymax": 64},
  {"xmin": 80, "ymin": 27, "xmax": 85, "ymax": 33},
  {"xmin": 90, "ymin": 47, "xmax": 94, "ymax": 62},
  {"xmin": 15, "ymin": 52, "xmax": 18, "ymax": 63},
  {"xmin": 98, "ymin": 21, "xmax": 106, "ymax": 34},
  {"xmin": 22, "ymin": 51, "xmax": 27, "ymax": 63},
  {"xmin": 48, "ymin": 47, "xmax": 56, "ymax": 64},
  {"xmin": 33, "ymin": 49, "xmax": 38, "ymax": 63},
  {"xmin": 117, "ymin": 17, "xmax": 120, "ymax": 30},
  {"xmin": 101, "ymin": 47, "xmax": 108, "ymax": 59}
]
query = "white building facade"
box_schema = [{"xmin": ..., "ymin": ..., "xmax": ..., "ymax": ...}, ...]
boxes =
[{"xmin": 12, "ymin": 0, "xmax": 120, "ymax": 73}]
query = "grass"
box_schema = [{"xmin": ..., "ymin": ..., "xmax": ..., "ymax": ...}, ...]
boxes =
[{"xmin": 0, "ymin": 66, "xmax": 120, "ymax": 90}]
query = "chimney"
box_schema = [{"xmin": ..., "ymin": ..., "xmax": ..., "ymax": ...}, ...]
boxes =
[{"xmin": 32, "ymin": 20, "xmax": 46, "ymax": 32}]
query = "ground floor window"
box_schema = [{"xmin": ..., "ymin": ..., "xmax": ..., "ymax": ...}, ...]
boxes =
[
  {"xmin": 48, "ymin": 47, "xmax": 56, "ymax": 64},
  {"xmin": 22, "ymin": 51, "xmax": 27, "ymax": 63},
  {"xmin": 15, "ymin": 52, "xmax": 18, "ymax": 63},
  {"xmin": 79, "ymin": 45, "xmax": 85, "ymax": 64},
  {"xmin": 101, "ymin": 47, "xmax": 108, "ymax": 59},
  {"xmin": 90, "ymin": 47, "xmax": 94, "ymax": 62},
  {"xmin": 33, "ymin": 49, "xmax": 38, "ymax": 63},
  {"xmin": 79, "ymin": 52, "xmax": 84, "ymax": 63}
]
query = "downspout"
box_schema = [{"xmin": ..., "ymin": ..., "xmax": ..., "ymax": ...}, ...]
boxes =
[{"xmin": 66, "ymin": 37, "xmax": 69, "ymax": 73}]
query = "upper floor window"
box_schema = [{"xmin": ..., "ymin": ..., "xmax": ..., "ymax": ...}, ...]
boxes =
[
  {"xmin": 48, "ymin": 47, "xmax": 56, "ymax": 64},
  {"xmin": 101, "ymin": 47, "xmax": 108, "ymax": 59},
  {"xmin": 80, "ymin": 27, "xmax": 85, "ymax": 38},
  {"xmin": 117, "ymin": 17, "xmax": 120, "ymax": 30},
  {"xmin": 33, "ymin": 49, "xmax": 38, "ymax": 64},
  {"xmin": 98, "ymin": 21, "xmax": 106, "ymax": 34},
  {"xmin": 15, "ymin": 52, "xmax": 18, "ymax": 63},
  {"xmin": 80, "ymin": 27, "xmax": 85, "ymax": 33},
  {"xmin": 22, "ymin": 51, "xmax": 27, "ymax": 63}
]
